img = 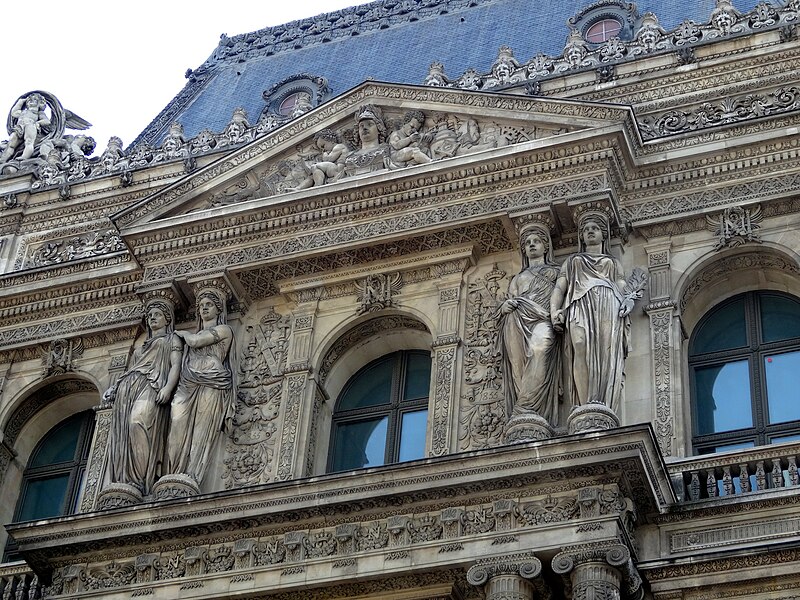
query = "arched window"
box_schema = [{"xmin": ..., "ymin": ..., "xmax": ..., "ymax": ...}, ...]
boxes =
[
  {"xmin": 328, "ymin": 350, "xmax": 430, "ymax": 473},
  {"xmin": 4, "ymin": 411, "xmax": 94, "ymax": 561},
  {"xmin": 585, "ymin": 18, "xmax": 623, "ymax": 43},
  {"xmin": 690, "ymin": 291, "xmax": 800, "ymax": 454}
]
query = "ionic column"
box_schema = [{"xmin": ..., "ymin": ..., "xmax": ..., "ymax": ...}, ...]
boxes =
[
  {"xmin": 552, "ymin": 543, "xmax": 643, "ymax": 600},
  {"xmin": 467, "ymin": 555, "xmax": 546, "ymax": 600}
]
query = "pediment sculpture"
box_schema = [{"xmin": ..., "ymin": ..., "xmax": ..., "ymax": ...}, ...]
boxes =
[{"xmin": 206, "ymin": 102, "xmax": 563, "ymax": 207}]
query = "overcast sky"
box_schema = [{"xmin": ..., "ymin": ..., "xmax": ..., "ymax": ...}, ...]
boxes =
[{"xmin": 0, "ymin": 1, "xmax": 362, "ymax": 154}]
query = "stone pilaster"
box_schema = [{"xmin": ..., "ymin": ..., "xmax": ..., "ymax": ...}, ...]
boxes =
[
  {"xmin": 430, "ymin": 259, "xmax": 469, "ymax": 457},
  {"xmin": 552, "ymin": 543, "xmax": 642, "ymax": 600},
  {"xmin": 276, "ymin": 292, "xmax": 319, "ymax": 480},
  {"xmin": 644, "ymin": 242, "xmax": 679, "ymax": 457},
  {"xmin": 467, "ymin": 554, "xmax": 546, "ymax": 600}
]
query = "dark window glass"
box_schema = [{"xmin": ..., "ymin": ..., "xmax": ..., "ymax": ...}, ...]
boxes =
[
  {"xmin": 694, "ymin": 361, "xmax": 752, "ymax": 435},
  {"xmin": 328, "ymin": 351, "xmax": 430, "ymax": 473},
  {"xmin": 690, "ymin": 292, "xmax": 800, "ymax": 454},
  {"xmin": 690, "ymin": 296, "xmax": 747, "ymax": 354},
  {"xmin": 760, "ymin": 294, "xmax": 800, "ymax": 342},
  {"xmin": 5, "ymin": 411, "xmax": 94, "ymax": 561}
]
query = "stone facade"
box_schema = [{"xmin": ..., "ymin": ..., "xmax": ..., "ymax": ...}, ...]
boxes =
[{"xmin": 3, "ymin": 1, "xmax": 800, "ymax": 598}]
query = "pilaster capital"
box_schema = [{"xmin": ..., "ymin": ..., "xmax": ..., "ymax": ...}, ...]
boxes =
[{"xmin": 466, "ymin": 553, "xmax": 542, "ymax": 586}]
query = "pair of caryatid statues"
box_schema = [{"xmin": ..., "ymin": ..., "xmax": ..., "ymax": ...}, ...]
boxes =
[
  {"xmin": 498, "ymin": 211, "xmax": 645, "ymax": 440},
  {"xmin": 98, "ymin": 286, "xmax": 236, "ymax": 507}
]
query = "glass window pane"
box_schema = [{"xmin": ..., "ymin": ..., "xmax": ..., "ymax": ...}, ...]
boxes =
[
  {"xmin": 691, "ymin": 297, "xmax": 748, "ymax": 355},
  {"xmin": 765, "ymin": 350, "xmax": 800, "ymax": 424},
  {"xmin": 695, "ymin": 361, "xmax": 752, "ymax": 435},
  {"xmin": 331, "ymin": 417, "xmax": 388, "ymax": 472},
  {"xmin": 18, "ymin": 474, "xmax": 70, "ymax": 521},
  {"xmin": 30, "ymin": 415, "xmax": 82, "ymax": 467},
  {"xmin": 403, "ymin": 352, "xmax": 431, "ymax": 401},
  {"xmin": 398, "ymin": 410, "xmax": 428, "ymax": 462},
  {"xmin": 760, "ymin": 294, "xmax": 800, "ymax": 343},
  {"xmin": 337, "ymin": 357, "xmax": 393, "ymax": 410},
  {"xmin": 770, "ymin": 433, "xmax": 800, "ymax": 444}
]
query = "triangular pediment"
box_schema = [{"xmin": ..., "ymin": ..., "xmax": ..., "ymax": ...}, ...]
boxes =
[{"xmin": 114, "ymin": 81, "xmax": 637, "ymax": 232}]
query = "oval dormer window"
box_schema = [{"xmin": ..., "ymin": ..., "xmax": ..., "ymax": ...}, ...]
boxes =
[{"xmin": 585, "ymin": 18, "xmax": 623, "ymax": 43}]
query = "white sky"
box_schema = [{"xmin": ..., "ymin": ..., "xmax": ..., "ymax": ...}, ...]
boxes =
[{"xmin": 0, "ymin": 1, "xmax": 362, "ymax": 154}]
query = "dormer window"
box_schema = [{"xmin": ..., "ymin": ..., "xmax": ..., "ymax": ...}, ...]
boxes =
[{"xmin": 585, "ymin": 18, "xmax": 623, "ymax": 43}]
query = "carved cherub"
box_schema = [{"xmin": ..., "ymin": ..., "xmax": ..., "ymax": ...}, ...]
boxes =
[
  {"xmin": 289, "ymin": 129, "xmax": 349, "ymax": 191},
  {"xmin": 388, "ymin": 110, "xmax": 432, "ymax": 167}
]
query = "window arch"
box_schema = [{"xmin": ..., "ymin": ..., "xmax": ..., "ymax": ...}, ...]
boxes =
[
  {"xmin": 4, "ymin": 410, "xmax": 94, "ymax": 561},
  {"xmin": 690, "ymin": 291, "xmax": 800, "ymax": 454},
  {"xmin": 328, "ymin": 350, "xmax": 431, "ymax": 473}
]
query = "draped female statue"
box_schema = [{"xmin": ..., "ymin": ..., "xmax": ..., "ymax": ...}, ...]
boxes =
[
  {"xmin": 165, "ymin": 288, "xmax": 235, "ymax": 489},
  {"xmin": 550, "ymin": 213, "xmax": 634, "ymax": 413},
  {"xmin": 103, "ymin": 300, "xmax": 182, "ymax": 502},
  {"xmin": 498, "ymin": 223, "xmax": 561, "ymax": 426}
]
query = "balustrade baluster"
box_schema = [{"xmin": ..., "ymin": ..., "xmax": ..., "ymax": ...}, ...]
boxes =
[
  {"xmin": 738, "ymin": 463, "xmax": 751, "ymax": 493},
  {"xmin": 755, "ymin": 461, "xmax": 767, "ymax": 491}
]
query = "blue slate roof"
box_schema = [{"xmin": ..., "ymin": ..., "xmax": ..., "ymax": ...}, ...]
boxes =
[{"xmin": 132, "ymin": 0, "xmax": 769, "ymax": 148}]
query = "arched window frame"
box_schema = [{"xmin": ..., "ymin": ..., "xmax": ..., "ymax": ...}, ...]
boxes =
[
  {"xmin": 689, "ymin": 290, "xmax": 800, "ymax": 454},
  {"xmin": 4, "ymin": 410, "xmax": 94, "ymax": 561},
  {"xmin": 327, "ymin": 350, "xmax": 431, "ymax": 473}
]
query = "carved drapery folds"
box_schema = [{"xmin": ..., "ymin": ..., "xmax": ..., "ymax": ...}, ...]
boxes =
[
  {"xmin": 552, "ymin": 203, "xmax": 646, "ymax": 435},
  {"xmin": 498, "ymin": 215, "xmax": 560, "ymax": 442}
]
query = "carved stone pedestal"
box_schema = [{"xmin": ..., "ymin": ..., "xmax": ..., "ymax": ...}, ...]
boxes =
[
  {"xmin": 152, "ymin": 474, "xmax": 200, "ymax": 500},
  {"xmin": 567, "ymin": 403, "xmax": 620, "ymax": 434},
  {"xmin": 504, "ymin": 413, "xmax": 554, "ymax": 443},
  {"xmin": 96, "ymin": 483, "xmax": 142, "ymax": 509}
]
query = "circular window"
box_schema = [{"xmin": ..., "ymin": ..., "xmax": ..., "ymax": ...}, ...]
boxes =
[{"xmin": 585, "ymin": 18, "xmax": 622, "ymax": 43}]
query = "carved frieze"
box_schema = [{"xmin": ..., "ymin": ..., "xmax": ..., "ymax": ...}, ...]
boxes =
[
  {"xmin": 459, "ymin": 264, "xmax": 508, "ymax": 450},
  {"xmin": 224, "ymin": 307, "xmax": 291, "ymax": 489}
]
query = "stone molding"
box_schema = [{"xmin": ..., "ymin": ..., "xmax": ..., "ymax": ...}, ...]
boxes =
[{"xmin": 7, "ymin": 427, "xmax": 670, "ymax": 572}]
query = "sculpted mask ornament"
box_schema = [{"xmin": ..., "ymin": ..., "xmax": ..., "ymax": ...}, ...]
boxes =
[
  {"xmin": 98, "ymin": 299, "xmax": 183, "ymax": 508},
  {"xmin": 549, "ymin": 209, "xmax": 646, "ymax": 431},
  {"xmin": 498, "ymin": 223, "xmax": 561, "ymax": 432}
]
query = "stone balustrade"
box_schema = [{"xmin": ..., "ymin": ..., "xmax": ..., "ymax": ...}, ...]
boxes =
[
  {"xmin": 0, "ymin": 563, "xmax": 42, "ymax": 599},
  {"xmin": 668, "ymin": 442, "xmax": 800, "ymax": 502}
]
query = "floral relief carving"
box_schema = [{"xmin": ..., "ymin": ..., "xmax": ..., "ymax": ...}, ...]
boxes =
[
  {"xmin": 638, "ymin": 86, "xmax": 800, "ymax": 140},
  {"xmin": 459, "ymin": 264, "xmax": 508, "ymax": 450},
  {"xmin": 223, "ymin": 308, "xmax": 291, "ymax": 489},
  {"xmin": 26, "ymin": 229, "xmax": 125, "ymax": 268}
]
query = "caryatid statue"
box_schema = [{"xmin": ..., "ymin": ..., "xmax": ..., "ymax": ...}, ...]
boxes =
[
  {"xmin": 498, "ymin": 222, "xmax": 561, "ymax": 433},
  {"xmin": 98, "ymin": 297, "xmax": 183, "ymax": 508},
  {"xmin": 549, "ymin": 208, "xmax": 645, "ymax": 432},
  {"xmin": 160, "ymin": 285, "xmax": 236, "ymax": 495}
]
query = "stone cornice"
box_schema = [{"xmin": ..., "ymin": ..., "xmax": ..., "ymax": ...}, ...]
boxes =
[
  {"xmin": 113, "ymin": 82, "xmax": 638, "ymax": 230},
  {"xmin": 8, "ymin": 425, "xmax": 671, "ymax": 574}
]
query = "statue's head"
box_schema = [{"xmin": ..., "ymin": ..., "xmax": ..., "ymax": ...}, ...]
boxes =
[
  {"xmin": 577, "ymin": 210, "xmax": 611, "ymax": 253},
  {"xmin": 519, "ymin": 222, "xmax": 553, "ymax": 266},
  {"xmin": 402, "ymin": 110, "xmax": 426, "ymax": 132},
  {"xmin": 24, "ymin": 93, "xmax": 46, "ymax": 109},
  {"xmin": 355, "ymin": 104, "xmax": 386, "ymax": 145},
  {"xmin": 195, "ymin": 287, "xmax": 227, "ymax": 327},
  {"xmin": 144, "ymin": 299, "xmax": 175, "ymax": 337}
]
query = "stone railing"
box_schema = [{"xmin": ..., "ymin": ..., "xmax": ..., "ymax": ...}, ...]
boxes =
[
  {"xmin": 668, "ymin": 442, "xmax": 800, "ymax": 502},
  {"xmin": 0, "ymin": 562, "xmax": 43, "ymax": 599}
]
